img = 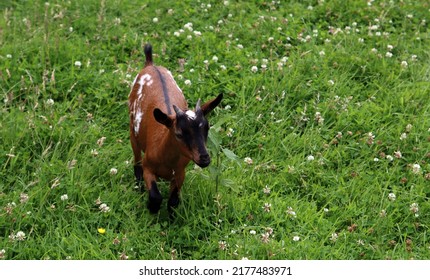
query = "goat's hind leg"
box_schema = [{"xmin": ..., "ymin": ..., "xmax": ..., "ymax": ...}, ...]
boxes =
[
  {"xmin": 133, "ymin": 164, "xmax": 144, "ymax": 192},
  {"xmin": 130, "ymin": 135, "xmax": 145, "ymax": 192}
]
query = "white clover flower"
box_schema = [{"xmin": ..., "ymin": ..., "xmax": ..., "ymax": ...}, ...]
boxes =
[
  {"xmin": 394, "ymin": 151, "xmax": 402, "ymax": 159},
  {"xmin": 406, "ymin": 124, "xmax": 413, "ymax": 132},
  {"xmin": 287, "ymin": 207, "xmax": 297, "ymax": 218},
  {"xmin": 251, "ymin": 66, "xmax": 258, "ymax": 73},
  {"xmin": 412, "ymin": 164, "xmax": 421, "ymax": 174},
  {"xmin": 371, "ymin": 48, "xmax": 378, "ymax": 53},
  {"xmin": 0, "ymin": 249, "xmax": 5, "ymax": 259},
  {"xmin": 388, "ymin": 193, "xmax": 396, "ymax": 201},
  {"xmin": 244, "ymin": 157, "xmax": 253, "ymax": 165},
  {"xmin": 212, "ymin": 55, "xmax": 219, "ymax": 62},
  {"xmin": 315, "ymin": 112, "xmax": 324, "ymax": 125},
  {"xmin": 97, "ymin": 136, "xmax": 106, "ymax": 146},
  {"xmin": 386, "ymin": 155, "xmax": 394, "ymax": 161},
  {"xmin": 261, "ymin": 232, "xmax": 270, "ymax": 243},
  {"xmin": 184, "ymin": 79, "xmax": 192, "ymax": 86},
  {"xmin": 262, "ymin": 202, "xmax": 271, "ymax": 213},
  {"xmin": 319, "ymin": 50, "xmax": 325, "ymax": 56},
  {"xmin": 410, "ymin": 203, "xmax": 419, "ymax": 214},
  {"xmin": 184, "ymin": 22, "xmax": 193, "ymax": 31},
  {"xmin": 400, "ymin": 61, "xmax": 408, "ymax": 68},
  {"xmin": 15, "ymin": 231, "xmax": 26, "ymax": 241},
  {"xmin": 293, "ymin": 236, "xmax": 300, "ymax": 242},
  {"xmin": 99, "ymin": 203, "xmax": 111, "ymax": 213},
  {"xmin": 330, "ymin": 232, "xmax": 338, "ymax": 242},
  {"xmin": 249, "ymin": 230, "xmax": 256, "ymax": 235},
  {"xmin": 328, "ymin": 79, "xmax": 335, "ymax": 86},
  {"xmin": 74, "ymin": 61, "xmax": 82, "ymax": 67},
  {"xmin": 110, "ymin": 168, "xmax": 118, "ymax": 175},
  {"xmin": 60, "ymin": 194, "xmax": 68, "ymax": 201},
  {"xmin": 307, "ymin": 155, "xmax": 315, "ymax": 161},
  {"xmin": 46, "ymin": 98, "xmax": 54, "ymax": 106},
  {"xmin": 226, "ymin": 128, "xmax": 234, "ymax": 137},
  {"xmin": 218, "ymin": 241, "xmax": 227, "ymax": 250},
  {"xmin": 385, "ymin": 52, "xmax": 393, "ymax": 58},
  {"xmin": 263, "ymin": 185, "xmax": 271, "ymax": 194},
  {"xmin": 400, "ymin": 133, "xmax": 407, "ymax": 140},
  {"xmin": 20, "ymin": 193, "xmax": 29, "ymax": 204},
  {"xmin": 152, "ymin": 17, "xmax": 158, "ymax": 23}
]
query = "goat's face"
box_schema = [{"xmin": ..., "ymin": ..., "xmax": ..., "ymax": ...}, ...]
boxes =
[{"xmin": 153, "ymin": 93, "xmax": 223, "ymax": 168}]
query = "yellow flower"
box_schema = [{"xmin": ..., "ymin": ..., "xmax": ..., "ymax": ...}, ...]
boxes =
[{"xmin": 98, "ymin": 228, "xmax": 106, "ymax": 234}]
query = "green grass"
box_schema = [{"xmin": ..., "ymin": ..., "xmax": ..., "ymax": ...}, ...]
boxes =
[{"xmin": 1, "ymin": 0, "xmax": 430, "ymax": 260}]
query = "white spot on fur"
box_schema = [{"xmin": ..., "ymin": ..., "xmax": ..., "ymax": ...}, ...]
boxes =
[
  {"xmin": 134, "ymin": 109, "xmax": 143, "ymax": 135},
  {"xmin": 185, "ymin": 110, "xmax": 196, "ymax": 120},
  {"xmin": 137, "ymin": 74, "xmax": 153, "ymax": 97}
]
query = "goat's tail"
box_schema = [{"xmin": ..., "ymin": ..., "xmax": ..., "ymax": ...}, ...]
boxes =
[{"xmin": 144, "ymin": 43, "xmax": 153, "ymax": 67}]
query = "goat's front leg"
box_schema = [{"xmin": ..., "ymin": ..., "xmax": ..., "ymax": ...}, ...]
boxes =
[
  {"xmin": 168, "ymin": 169, "xmax": 185, "ymax": 215},
  {"xmin": 143, "ymin": 169, "xmax": 162, "ymax": 214}
]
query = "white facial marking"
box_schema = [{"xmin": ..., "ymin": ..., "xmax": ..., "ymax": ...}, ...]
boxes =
[{"xmin": 185, "ymin": 110, "xmax": 196, "ymax": 120}]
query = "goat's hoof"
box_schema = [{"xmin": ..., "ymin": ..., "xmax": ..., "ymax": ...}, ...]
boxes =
[
  {"xmin": 148, "ymin": 199, "xmax": 162, "ymax": 214},
  {"xmin": 147, "ymin": 194, "xmax": 162, "ymax": 214}
]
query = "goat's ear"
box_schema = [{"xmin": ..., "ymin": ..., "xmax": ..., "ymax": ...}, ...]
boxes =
[
  {"xmin": 201, "ymin": 93, "xmax": 223, "ymax": 116},
  {"xmin": 154, "ymin": 108, "xmax": 173, "ymax": 128}
]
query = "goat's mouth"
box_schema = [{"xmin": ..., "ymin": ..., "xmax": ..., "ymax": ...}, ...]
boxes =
[{"xmin": 195, "ymin": 155, "xmax": 211, "ymax": 168}]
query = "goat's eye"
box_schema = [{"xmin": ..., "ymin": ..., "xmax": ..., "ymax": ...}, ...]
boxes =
[{"xmin": 175, "ymin": 133, "xmax": 183, "ymax": 139}]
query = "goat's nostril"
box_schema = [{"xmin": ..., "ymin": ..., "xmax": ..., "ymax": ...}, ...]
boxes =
[
  {"xmin": 197, "ymin": 154, "xmax": 210, "ymax": 167},
  {"xmin": 200, "ymin": 154, "xmax": 210, "ymax": 161}
]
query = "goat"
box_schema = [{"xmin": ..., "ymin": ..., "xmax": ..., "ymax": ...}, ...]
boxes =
[{"xmin": 128, "ymin": 43, "xmax": 223, "ymax": 214}]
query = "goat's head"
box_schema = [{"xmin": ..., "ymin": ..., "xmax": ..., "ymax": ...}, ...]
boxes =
[{"xmin": 153, "ymin": 93, "xmax": 223, "ymax": 168}]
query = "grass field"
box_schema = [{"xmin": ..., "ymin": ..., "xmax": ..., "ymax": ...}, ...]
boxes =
[{"xmin": 1, "ymin": 0, "xmax": 430, "ymax": 260}]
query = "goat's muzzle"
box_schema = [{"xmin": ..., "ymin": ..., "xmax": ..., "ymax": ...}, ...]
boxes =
[{"xmin": 196, "ymin": 154, "xmax": 211, "ymax": 168}]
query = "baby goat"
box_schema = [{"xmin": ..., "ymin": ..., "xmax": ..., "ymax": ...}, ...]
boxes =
[{"xmin": 128, "ymin": 44, "xmax": 223, "ymax": 214}]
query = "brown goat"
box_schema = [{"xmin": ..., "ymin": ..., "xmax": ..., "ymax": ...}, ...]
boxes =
[{"xmin": 128, "ymin": 44, "xmax": 223, "ymax": 214}]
